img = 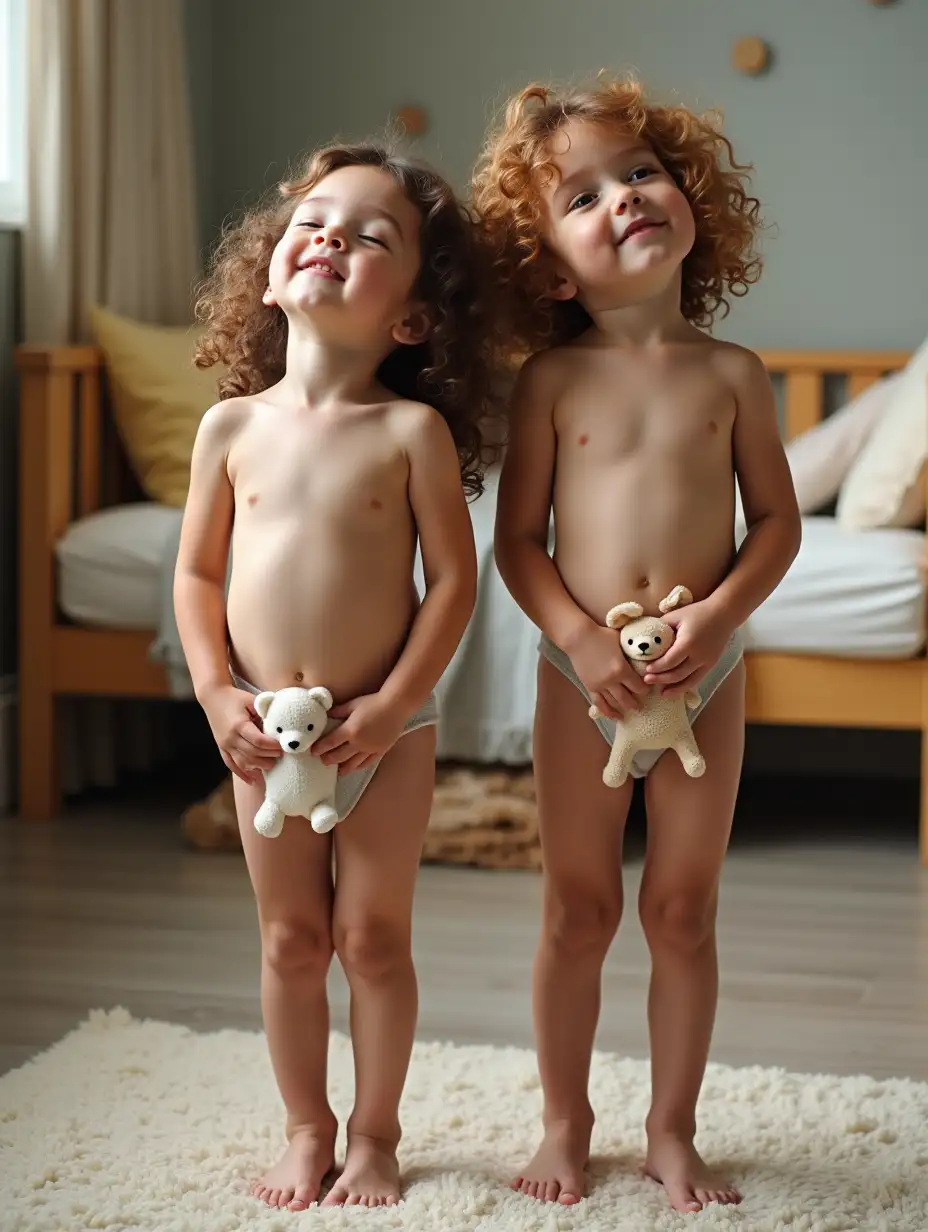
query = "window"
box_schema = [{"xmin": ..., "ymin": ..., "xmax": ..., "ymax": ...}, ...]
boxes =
[{"xmin": 0, "ymin": 0, "xmax": 26, "ymax": 225}]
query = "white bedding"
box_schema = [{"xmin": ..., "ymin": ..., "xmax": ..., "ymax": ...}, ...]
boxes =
[{"xmin": 55, "ymin": 483, "xmax": 926, "ymax": 764}]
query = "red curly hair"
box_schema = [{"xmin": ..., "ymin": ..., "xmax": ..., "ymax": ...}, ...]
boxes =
[
  {"xmin": 471, "ymin": 78, "xmax": 764, "ymax": 355},
  {"xmin": 195, "ymin": 143, "xmax": 503, "ymax": 497}
]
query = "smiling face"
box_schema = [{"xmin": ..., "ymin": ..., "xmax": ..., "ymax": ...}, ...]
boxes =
[
  {"xmin": 264, "ymin": 164, "xmax": 427, "ymax": 347},
  {"xmin": 540, "ymin": 119, "xmax": 696, "ymax": 312}
]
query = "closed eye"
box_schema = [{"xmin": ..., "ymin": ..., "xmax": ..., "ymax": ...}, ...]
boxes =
[{"xmin": 359, "ymin": 233, "xmax": 389, "ymax": 249}]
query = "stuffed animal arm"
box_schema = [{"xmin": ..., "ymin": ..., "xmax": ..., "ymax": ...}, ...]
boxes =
[
  {"xmin": 589, "ymin": 585, "xmax": 706, "ymax": 788},
  {"xmin": 252, "ymin": 686, "xmax": 339, "ymax": 838}
]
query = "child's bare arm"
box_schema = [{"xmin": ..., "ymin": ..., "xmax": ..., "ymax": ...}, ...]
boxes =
[
  {"xmin": 314, "ymin": 406, "xmax": 477, "ymax": 773},
  {"xmin": 713, "ymin": 349, "xmax": 801, "ymax": 624},
  {"xmin": 649, "ymin": 350, "xmax": 801, "ymax": 694},
  {"xmin": 174, "ymin": 402, "xmax": 279, "ymax": 782},
  {"xmin": 495, "ymin": 356, "xmax": 645, "ymax": 718},
  {"xmin": 174, "ymin": 404, "xmax": 237, "ymax": 698},
  {"xmin": 383, "ymin": 407, "xmax": 478, "ymax": 711}
]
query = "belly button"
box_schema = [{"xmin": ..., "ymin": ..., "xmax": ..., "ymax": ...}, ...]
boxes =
[
  {"xmin": 295, "ymin": 671, "xmax": 304, "ymax": 683},
  {"xmin": 637, "ymin": 575, "xmax": 650, "ymax": 590}
]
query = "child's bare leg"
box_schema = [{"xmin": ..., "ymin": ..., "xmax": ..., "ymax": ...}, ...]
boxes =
[
  {"xmin": 322, "ymin": 726, "xmax": 436, "ymax": 1208},
  {"xmin": 514, "ymin": 657, "xmax": 633, "ymax": 1205},
  {"xmin": 639, "ymin": 662, "xmax": 744, "ymax": 1213},
  {"xmin": 235, "ymin": 777, "xmax": 336, "ymax": 1212}
]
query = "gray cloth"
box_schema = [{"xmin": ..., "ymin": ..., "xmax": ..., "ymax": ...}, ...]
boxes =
[
  {"xmin": 538, "ymin": 628, "xmax": 745, "ymax": 778},
  {"xmin": 232, "ymin": 670, "xmax": 438, "ymax": 820}
]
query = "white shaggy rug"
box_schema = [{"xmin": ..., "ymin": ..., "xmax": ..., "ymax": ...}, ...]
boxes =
[{"xmin": 2, "ymin": 1010, "xmax": 927, "ymax": 1232}]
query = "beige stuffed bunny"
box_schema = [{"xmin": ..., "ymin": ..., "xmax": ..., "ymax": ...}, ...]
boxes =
[{"xmin": 589, "ymin": 584, "xmax": 706, "ymax": 788}]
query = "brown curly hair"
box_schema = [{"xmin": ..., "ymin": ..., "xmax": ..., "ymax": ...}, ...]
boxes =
[
  {"xmin": 471, "ymin": 77, "xmax": 764, "ymax": 355},
  {"xmin": 195, "ymin": 142, "xmax": 502, "ymax": 497}
]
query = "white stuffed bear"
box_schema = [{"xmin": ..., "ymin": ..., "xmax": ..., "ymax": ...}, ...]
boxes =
[
  {"xmin": 252, "ymin": 686, "xmax": 339, "ymax": 838},
  {"xmin": 590, "ymin": 584, "xmax": 706, "ymax": 788}
]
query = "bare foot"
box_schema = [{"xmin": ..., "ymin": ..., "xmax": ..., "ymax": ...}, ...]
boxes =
[
  {"xmin": 252, "ymin": 1126, "xmax": 336, "ymax": 1212},
  {"xmin": 321, "ymin": 1134, "xmax": 401, "ymax": 1208},
  {"xmin": 511, "ymin": 1118, "xmax": 591, "ymax": 1205},
  {"xmin": 644, "ymin": 1132, "xmax": 741, "ymax": 1213}
]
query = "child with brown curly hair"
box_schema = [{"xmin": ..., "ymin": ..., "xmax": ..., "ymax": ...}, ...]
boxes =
[
  {"xmin": 472, "ymin": 80, "xmax": 800, "ymax": 1213},
  {"xmin": 175, "ymin": 143, "xmax": 499, "ymax": 1211}
]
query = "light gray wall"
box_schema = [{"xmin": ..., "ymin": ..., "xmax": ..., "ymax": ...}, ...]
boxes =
[{"xmin": 192, "ymin": 0, "xmax": 928, "ymax": 351}]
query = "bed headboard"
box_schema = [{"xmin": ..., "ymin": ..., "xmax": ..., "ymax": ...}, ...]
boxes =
[
  {"xmin": 16, "ymin": 345, "xmax": 142, "ymax": 543},
  {"xmin": 15, "ymin": 343, "xmax": 916, "ymax": 551},
  {"xmin": 756, "ymin": 349, "xmax": 910, "ymax": 441}
]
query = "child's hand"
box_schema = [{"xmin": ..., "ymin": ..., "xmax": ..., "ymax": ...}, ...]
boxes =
[
  {"xmin": 565, "ymin": 622, "xmax": 648, "ymax": 720},
  {"xmin": 313, "ymin": 693, "xmax": 407, "ymax": 775},
  {"xmin": 644, "ymin": 599, "xmax": 734, "ymax": 696},
  {"xmin": 199, "ymin": 683, "xmax": 282, "ymax": 786}
]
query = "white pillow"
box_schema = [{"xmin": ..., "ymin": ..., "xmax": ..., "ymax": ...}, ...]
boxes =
[
  {"xmin": 837, "ymin": 334, "xmax": 928, "ymax": 530},
  {"xmin": 785, "ymin": 372, "xmax": 900, "ymax": 513},
  {"xmin": 735, "ymin": 371, "xmax": 897, "ymax": 528}
]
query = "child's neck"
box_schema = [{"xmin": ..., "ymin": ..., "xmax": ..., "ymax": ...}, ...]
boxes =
[
  {"xmin": 586, "ymin": 269, "xmax": 692, "ymax": 348},
  {"xmin": 278, "ymin": 321, "xmax": 388, "ymax": 406}
]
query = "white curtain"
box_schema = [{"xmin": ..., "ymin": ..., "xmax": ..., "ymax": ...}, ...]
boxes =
[{"xmin": 23, "ymin": 0, "xmax": 200, "ymax": 794}]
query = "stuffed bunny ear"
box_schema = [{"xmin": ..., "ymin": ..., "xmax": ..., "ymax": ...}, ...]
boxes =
[
  {"xmin": 658, "ymin": 585, "xmax": 693, "ymax": 614},
  {"xmin": 253, "ymin": 691, "xmax": 275, "ymax": 720},
  {"xmin": 307, "ymin": 687, "xmax": 333, "ymax": 711},
  {"xmin": 605, "ymin": 602, "xmax": 644, "ymax": 629}
]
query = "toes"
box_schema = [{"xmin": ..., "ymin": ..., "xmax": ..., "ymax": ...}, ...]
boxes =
[
  {"xmin": 667, "ymin": 1183, "xmax": 701, "ymax": 1213},
  {"xmin": 277, "ymin": 1188, "xmax": 295, "ymax": 1209},
  {"xmin": 346, "ymin": 1192, "xmax": 362, "ymax": 1206},
  {"xmin": 510, "ymin": 1176, "xmax": 524, "ymax": 1192},
  {"xmin": 385, "ymin": 1195, "xmax": 398, "ymax": 1206},
  {"xmin": 543, "ymin": 1181, "xmax": 560, "ymax": 1202},
  {"xmin": 558, "ymin": 1189, "xmax": 581, "ymax": 1206},
  {"xmin": 321, "ymin": 1186, "xmax": 345, "ymax": 1208},
  {"xmin": 289, "ymin": 1183, "xmax": 316, "ymax": 1211}
]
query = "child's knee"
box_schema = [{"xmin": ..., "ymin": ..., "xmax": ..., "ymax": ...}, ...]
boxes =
[
  {"xmin": 544, "ymin": 888, "xmax": 622, "ymax": 960},
  {"xmin": 639, "ymin": 888, "xmax": 717, "ymax": 954},
  {"xmin": 262, "ymin": 916, "xmax": 334, "ymax": 976},
  {"xmin": 334, "ymin": 918, "xmax": 411, "ymax": 982}
]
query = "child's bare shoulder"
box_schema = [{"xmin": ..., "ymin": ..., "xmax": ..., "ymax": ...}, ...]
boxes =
[
  {"xmin": 703, "ymin": 337, "xmax": 768, "ymax": 392},
  {"xmin": 196, "ymin": 395, "xmax": 259, "ymax": 453},
  {"xmin": 512, "ymin": 345, "xmax": 579, "ymax": 406},
  {"xmin": 384, "ymin": 396, "xmax": 453, "ymax": 449}
]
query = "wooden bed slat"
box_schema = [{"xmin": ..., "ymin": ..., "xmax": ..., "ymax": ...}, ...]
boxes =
[
  {"xmin": 52, "ymin": 629, "xmax": 172, "ymax": 698},
  {"xmin": 746, "ymin": 654, "xmax": 922, "ymax": 730},
  {"xmin": 846, "ymin": 372, "xmax": 881, "ymax": 402},
  {"xmin": 78, "ymin": 369, "xmax": 102, "ymax": 518},
  {"xmin": 783, "ymin": 370, "xmax": 823, "ymax": 440}
]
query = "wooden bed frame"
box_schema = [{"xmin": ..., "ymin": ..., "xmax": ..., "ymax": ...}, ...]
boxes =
[{"xmin": 15, "ymin": 344, "xmax": 928, "ymax": 860}]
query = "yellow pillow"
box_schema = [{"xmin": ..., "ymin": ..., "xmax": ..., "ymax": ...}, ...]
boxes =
[{"xmin": 90, "ymin": 305, "xmax": 224, "ymax": 508}]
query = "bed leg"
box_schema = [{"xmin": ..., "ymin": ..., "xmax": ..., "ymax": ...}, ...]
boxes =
[{"xmin": 18, "ymin": 686, "xmax": 60, "ymax": 820}]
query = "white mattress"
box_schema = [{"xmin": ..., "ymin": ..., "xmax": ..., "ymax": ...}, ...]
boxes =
[
  {"xmin": 55, "ymin": 498, "xmax": 926, "ymax": 763},
  {"xmin": 56, "ymin": 503, "xmax": 183, "ymax": 630}
]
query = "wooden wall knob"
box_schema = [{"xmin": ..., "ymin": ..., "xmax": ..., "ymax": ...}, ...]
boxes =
[
  {"xmin": 395, "ymin": 106, "xmax": 428, "ymax": 136},
  {"xmin": 732, "ymin": 36, "xmax": 771, "ymax": 76}
]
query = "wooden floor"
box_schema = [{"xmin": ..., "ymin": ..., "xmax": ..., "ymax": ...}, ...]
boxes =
[{"xmin": 1, "ymin": 772, "xmax": 926, "ymax": 1083}]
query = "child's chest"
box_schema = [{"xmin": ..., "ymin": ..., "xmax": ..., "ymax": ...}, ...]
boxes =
[
  {"xmin": 231, "ymin": 418, "xmax": 410, "ymax": 527},
  {"xmin": 554, "ymin": 357, "xmax": 736, "ymax": 461}
]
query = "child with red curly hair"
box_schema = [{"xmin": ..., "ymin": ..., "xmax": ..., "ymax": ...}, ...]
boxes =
[
  {"xmin": 473, "ymin": 80, "xmax": 800, "ymax": 1213},
  {"xmin": 175, "ymin": 143, "xmax": 500, "ymax": 1211}
]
